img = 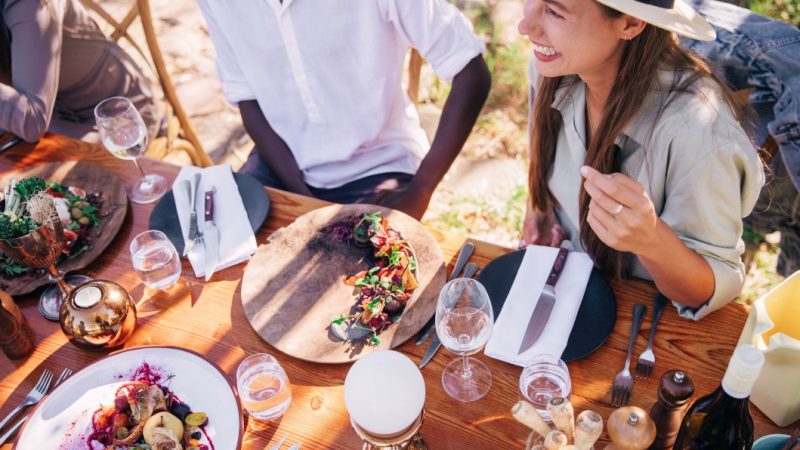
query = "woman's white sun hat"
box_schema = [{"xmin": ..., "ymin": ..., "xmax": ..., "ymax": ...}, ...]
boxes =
[{"xmin": 595, "ymin": 0, "xmax": 716, "ymax": 41}]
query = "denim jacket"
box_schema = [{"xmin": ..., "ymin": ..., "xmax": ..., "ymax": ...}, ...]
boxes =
[{"xmin": 681, "ymin": 0, "xmax": 800, "ymax": 191}]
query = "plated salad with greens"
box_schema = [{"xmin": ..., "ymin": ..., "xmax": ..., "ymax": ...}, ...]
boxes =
[
  {"xmin": 0, "ymin": 176, "xmax": 103, "ymax": 278},
  {"xmin": 86, "ymin": 363, "xmax": 212, "ymax": 450},
  {"xmin": 327, "ymin": 212, "xmax": 418, "ymax": 346}
]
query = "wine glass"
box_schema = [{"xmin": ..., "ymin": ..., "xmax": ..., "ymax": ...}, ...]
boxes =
[
  {"xmin": 435, "ymin": 278, "xmax": 494, "ymax": 402},
  {"xmin": 94, "ymin": 96, "xmax": 167, "ymax": 204}
]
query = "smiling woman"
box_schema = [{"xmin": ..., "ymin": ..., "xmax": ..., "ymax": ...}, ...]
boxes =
[{"xmin": 518, "ymin": 0, "xmax": 765, "ymax": 320}]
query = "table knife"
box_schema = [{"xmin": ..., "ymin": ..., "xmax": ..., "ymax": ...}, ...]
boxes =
[
  {"xmin": 517, "ymin": 241, "xmax": 571, "ymax": 354},
  {"xmin": 0, "ymin": 134, "xmax": 22, "ymax": 154},
  {"xmin": 418, "ymin": 262, "xmax": 479, "ymax": 369},
  {"xmin": 415, "ymin": 241, "xmax": 475, "ymax": 345},
  {"xmin": 203, "ymin": 189, "xmax": 220, "ymax": 282}
]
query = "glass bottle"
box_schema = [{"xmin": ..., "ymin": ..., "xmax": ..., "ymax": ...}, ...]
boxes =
[
  {"xmin": 0, "ymin": 290, "xmax": 34, "ymax": 359},
  {"xmin": 673, "ymin": 345, "xmax": 765, "ymax": 450},
  {"xmin": 649, "ymin": 370, "xmax": 694, "ymax": 449}
]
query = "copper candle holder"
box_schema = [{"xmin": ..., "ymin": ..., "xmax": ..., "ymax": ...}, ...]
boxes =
[{"xmin": 59, "ymin": 280, "xmax": 137, "ymax": 348}]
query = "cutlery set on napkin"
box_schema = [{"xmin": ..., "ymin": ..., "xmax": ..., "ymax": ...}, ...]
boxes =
[
  {"xmin": 484, "ymin": 243, "xmax": 594, "ymax": 367},
  {"xmin": 172, "ymin": 165, "xmax": 257, "ymax": 281},
  {"xmin": 415, "ymin": 241, "xmax": 595, "ymax": 369}
]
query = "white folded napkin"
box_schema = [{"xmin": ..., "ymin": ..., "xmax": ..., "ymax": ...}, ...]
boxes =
[
  {"xmin": 484, "ymin": 245, "xmax": 594, "ymax": 366},
  {"xmin": 172, "ymin": 165, "xmax": 258, "ymax": 278}
]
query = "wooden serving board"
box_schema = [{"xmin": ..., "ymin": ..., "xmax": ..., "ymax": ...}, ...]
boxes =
[
  {"xmin": 0, "ymin": 161, "xmax": 128, "ymax": 295},
  {"xmin": 241, "ymin": 204, "xmax": 446, "ymax": 363}
]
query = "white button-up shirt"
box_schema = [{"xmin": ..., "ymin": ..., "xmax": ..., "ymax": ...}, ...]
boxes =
[
  {"xmin": 529, "ymin": 62, "xmax": 764, "ymax": 320},
  {"xmin": 196, "ymin": 0, "xmax": 484, "ymax": 188}
]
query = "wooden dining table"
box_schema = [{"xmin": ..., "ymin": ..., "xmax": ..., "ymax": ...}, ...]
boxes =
[{"xmin": 1, "ymin": 134, "xmax": 796, "ymax": 449}]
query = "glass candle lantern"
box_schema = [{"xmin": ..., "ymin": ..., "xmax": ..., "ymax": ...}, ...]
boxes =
[{"xmin": 344, "ymin": 350, "xmax": 426, "ymax": 449}]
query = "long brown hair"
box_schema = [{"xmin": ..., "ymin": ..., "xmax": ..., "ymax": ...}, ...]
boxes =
[{"xmin": 528, "ymin": 5, "xmax": 742, "ymax": 278}]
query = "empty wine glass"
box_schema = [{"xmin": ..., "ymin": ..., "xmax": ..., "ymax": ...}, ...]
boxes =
[
  {"xmin": 94, "ymin": 96, "xmax": 167, "ymax": 204},
  {"xmin": 435, "ymin": 278, "xmax": 494, "ymax": 402}
]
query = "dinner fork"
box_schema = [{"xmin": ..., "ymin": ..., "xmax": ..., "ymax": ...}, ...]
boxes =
[
  {"xmin": 192, "ymin": 220, "xmax": 205, "ymax": 252},
  {"xmin": 635, "ymin": 293, "xmax": 667, "ymax": 379},
  {"xmin": 611, "ymin": 303, "xmax": 646, "ymax": 407},
  {"xmin": 0, "ymin": 369, "xmax": 52, "ymax": 431},
  {"xmin": 0, "ymin": 368, "xmax": 72, "ymax": 445}
]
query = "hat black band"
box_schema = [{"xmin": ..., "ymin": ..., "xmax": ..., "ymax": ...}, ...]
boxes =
[{"xmin": 636, "ymin": 0, "xmax": 675, "ymax": 8}]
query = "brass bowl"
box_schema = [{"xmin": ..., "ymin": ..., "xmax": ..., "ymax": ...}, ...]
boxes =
[
  {"xmin": 59, "ymin": 280, "xmax": 137, "ymax": 348},
  {"xmin": 0, "ymin": 219, "xmax": 65, "ymax": 268}
]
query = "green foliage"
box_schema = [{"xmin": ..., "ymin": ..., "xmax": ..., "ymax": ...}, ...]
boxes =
[
  {"xmin": 748, "ymin": 0, "xmax": 800, "ymax": 26},
  {"xmin": 423, "ymin": 180, "xmax": 529, "ymax": 249}
]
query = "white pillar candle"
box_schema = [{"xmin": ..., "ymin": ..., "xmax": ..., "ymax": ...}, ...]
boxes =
[
  {"xmin": 74, "ymin": 285, "xmax": 102, "ymax": 308},
  {"xmin": 344, "ymin": 350, "xmax": 425, "ymax": 438}
]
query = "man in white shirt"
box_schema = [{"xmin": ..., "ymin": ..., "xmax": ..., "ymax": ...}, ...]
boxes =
[{"xmin": 196, "ymin": 0, "xmax": 491, "ymax": 219}]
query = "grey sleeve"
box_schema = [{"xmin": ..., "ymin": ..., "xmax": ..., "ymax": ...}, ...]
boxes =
[
  {"xmin": 0, "ymin": 0, "xmax": 61, "ymax": 142},
  {"xmin": 660, "ymin": 118, "xmax": 764, "ymax": 320}
]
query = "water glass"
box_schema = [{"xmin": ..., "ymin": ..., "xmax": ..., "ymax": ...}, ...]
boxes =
[
  {"xmin": 519, "ymin": 354, "xmax": 571, "ymax": 421},
  {"xmin": 95, "ymin": 96, "xmax": 168, "ymax": 204},
  {"xmin": 236, "ymin": 353, "xmax": 292, "ymax": 421},
  {"xmin": 130, "ymin": 230, "xmax": 181, "ymax": 290},
  {"xmin": 435, "ymin": 278, "xmax": 494, "ymax": 402}
]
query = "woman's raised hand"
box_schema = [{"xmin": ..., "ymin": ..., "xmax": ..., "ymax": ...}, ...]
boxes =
[
  {"xmin": 580, "ymin": 165, "xmax": 659, "ymax": 256},
  {"xmin": 520, "ymin": 203, "xmax": 566, "ymax": 248}
]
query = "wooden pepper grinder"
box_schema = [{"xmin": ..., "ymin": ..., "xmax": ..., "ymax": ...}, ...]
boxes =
[
  {"xmin": 604, "ymin": 406, "xmax": 656, "ymax": 450},
  {"xmin": 0, "ymin": 289, "xmax": 34, "ymax": 359},
  {"xmin": 649, "ymin": 370, "xmax": 695, "ymax": 449}
]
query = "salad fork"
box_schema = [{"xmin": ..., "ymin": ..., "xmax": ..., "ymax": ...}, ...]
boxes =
[
  {"xmin": 611, "ymin": 303, "xmax": 646, "ymax": 407},
  {"xmin": 0, "ymin": 369, "xmax": 52, "ymax": 431},
  {"xmin": 0, "ymin": 368, "xmax": 73, "ymax": 445},
  {"xmin": 635, "ymin": 293, "xmax": 667, "ymax": 379}
]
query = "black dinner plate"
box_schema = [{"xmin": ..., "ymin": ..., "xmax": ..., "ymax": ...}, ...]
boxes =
[
  {"xmin": 149, "ymin": 172, "xmax": 270, "ymax": 257},
  {"xmin": 476, "ymin": 249, "xmax": 616, "ymax": 362}
]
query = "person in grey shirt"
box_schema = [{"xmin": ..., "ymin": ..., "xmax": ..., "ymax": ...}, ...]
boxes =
[{"xmin": 0, "ymin": 0, "xmax": 158, "ymax": 143}]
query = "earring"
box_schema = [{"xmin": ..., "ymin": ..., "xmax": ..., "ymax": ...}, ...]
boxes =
[{"xmin": 624, "ymin": 33, "xmax": 632, "ymax": 40}]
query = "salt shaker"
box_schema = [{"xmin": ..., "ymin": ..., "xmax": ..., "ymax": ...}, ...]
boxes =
[
  {"xmin": 649, "ymin": 370, "xmax": 694, "ymax": 449},
  {"xmin": 604, "ymin": 406, "xmax": 656, "ymax": 450}
]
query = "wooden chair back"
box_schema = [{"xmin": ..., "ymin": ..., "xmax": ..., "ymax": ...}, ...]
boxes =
[
  {"xmin": 79, "ymin": 0, "xmax": 212, "ymax": 167},
  {"xmin": 407, "ymin": 49, "xmax": 423, "ymax": 105}
]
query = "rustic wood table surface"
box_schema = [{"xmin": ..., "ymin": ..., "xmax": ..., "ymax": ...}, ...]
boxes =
[{"xmin": 1, "ymin": 134, "xmax": 795, "ymax": 449}]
